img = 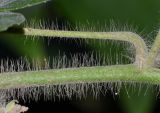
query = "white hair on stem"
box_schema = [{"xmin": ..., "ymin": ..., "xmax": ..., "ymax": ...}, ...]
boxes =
[{"xmin": 0, "ymin": 20, "xmax": 160, "ymax": 104}]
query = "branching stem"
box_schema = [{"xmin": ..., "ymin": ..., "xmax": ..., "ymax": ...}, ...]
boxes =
[
  {"xmin": 23, "ymin": 28, "xmax": 148, "ymax": 69},
  {"xmin": 0, "ymin": 28, "xmax": 160, "ymax": 91}
]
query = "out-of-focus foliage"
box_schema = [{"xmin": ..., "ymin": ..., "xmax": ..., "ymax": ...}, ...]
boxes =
[
  {"xmin": 0, "ymin": 0, "xmax": 51, "ymax": 32},
  {"xmin": 0, "ymin": 0, "xmax": 50, "ymax": 12},
  {"xmin": 0, "ymin": 12, "xmax": 25, "ymax": 31},
  {"xmin": 53, "ymin": 0, "xmax": 160, "ymax": 33}
]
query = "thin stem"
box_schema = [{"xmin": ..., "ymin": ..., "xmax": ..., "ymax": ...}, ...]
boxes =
[
  {"xmin": 0, "ymin": 65, "xmax": 160, "ymax": 90},
  {"xmin": 147, "ymin": 30, "xmax": 160, "ymax": 67},
  {"xmin": 23, "ymin": 28, "xmax": 148, "ymax": 69}
]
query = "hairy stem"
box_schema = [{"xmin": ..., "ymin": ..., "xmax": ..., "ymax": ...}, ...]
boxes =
[
  {"xmin": 0, "ymin": 65, "xmax": 160, "ymax": 90},
  {"xmin": 23, "ymin": 28, "xmax": 148, "ymax": 69},
  {"xmin": 1, "ymin": 28, "xmax": 160, "ymax": 92},
  {"xmin": 147, "ymin": 30, "xmax": 160, "ymax": 67}
]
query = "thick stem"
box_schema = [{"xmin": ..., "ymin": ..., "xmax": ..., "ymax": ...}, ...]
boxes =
[
  {"xmin": 23, "ymin": 28, "xmax": 148, "ymax": 69},
  {"xmin": 0, "ymin": 65, "xmax": 160, "ymax": 90},
  {"xmin": 147, "ymin": 30, "xmax": 160, "ymax": 67}
]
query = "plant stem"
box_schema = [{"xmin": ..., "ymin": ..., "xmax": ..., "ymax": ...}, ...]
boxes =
[
  {"xmin": 23, "ymin": 28, "xmax": 148, "ymax": 69},
  {"xmin": 0, "ymin": 65, "xmax": 160, "ymax": 90},
  {"xmin": 147, "ymin": 30, "xmax": 160, "ymax": 67},
  {"xmin": 1, "ymin": 28, "xmax": 160, "ymax": 91}
]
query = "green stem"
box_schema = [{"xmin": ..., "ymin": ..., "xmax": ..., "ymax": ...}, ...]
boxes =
[
  {"xmin": 2, "ymin": 28, "xmax": 160, "ymax": 91},
  {"xmin": 147, "ymin": 30, "xmax": 160, "ymax": 67},
  {"xmin": 0, "ymin": 65, "xmax": 160, "ymax": 90},
  {"xmin": 23, "ymin": 28, "xmax": 148, "ymax": 69}
]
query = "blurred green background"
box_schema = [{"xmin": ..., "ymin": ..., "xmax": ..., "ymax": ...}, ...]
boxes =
[{"xmin": 1, "ymin": 0, "xmax": 160, "ymax": 113}]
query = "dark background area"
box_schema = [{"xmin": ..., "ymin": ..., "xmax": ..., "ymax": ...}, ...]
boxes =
[{"xmin": 1, "ymin": 0, "xmax": 160, "ymax": 113}]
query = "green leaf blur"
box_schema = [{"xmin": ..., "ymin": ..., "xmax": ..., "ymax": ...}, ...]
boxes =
[
  {"xmin": 0, "ymin": 12, "xmax": 25, "ymax": 31},
  {"xmin": 0, "ymin": 0, "xmax": 50, "ymax": 12}
]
